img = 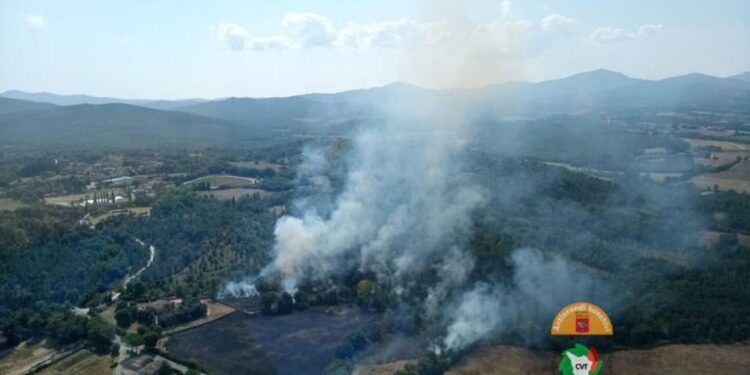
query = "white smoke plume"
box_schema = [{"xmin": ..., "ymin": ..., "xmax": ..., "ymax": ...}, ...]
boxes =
[
  {"xmin": 270, "ymin": 109, "xmax": 483, "ymax": 292},
  {"xmin": 218, "ymin": 279, "xmax": 260, "ymax": 298},
  {"xmin": 442, "ymin": 248, "xmax": 611, "ymax": 351}
]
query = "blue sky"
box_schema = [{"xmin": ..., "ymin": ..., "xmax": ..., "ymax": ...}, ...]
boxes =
[{"xmin": 1, "ymin": 0, "xmax": 748, "ymax": 99}]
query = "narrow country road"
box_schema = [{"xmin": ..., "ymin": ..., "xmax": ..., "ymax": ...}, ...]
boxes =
[{"xmin": 112, "ymin": 238, "xmax": 155, "ymax": 301}]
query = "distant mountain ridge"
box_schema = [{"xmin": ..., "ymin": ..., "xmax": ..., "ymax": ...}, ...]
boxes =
[
  {"xmin": 730, "ymin": 71, "xmax": 750, "ymax": 82},
  {"xmin": 0, "ymin": 90, "xmax": 206, "ymax": 110},
  {"xmin": 1, "ymin": 69, "xmax": 749, "ymax": 150},
  {"xmin": 3, "ymin": 69, "xmax": 749, "ymax": 115},
  {"xmin": 0, "ymin": 103, "xmax": 259, "ymax": 150}
]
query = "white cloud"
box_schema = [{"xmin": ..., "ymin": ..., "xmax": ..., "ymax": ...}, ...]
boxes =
[
  {"xmin": 25, "ymin": 15, "xmax": 46, "ymax": 29},
  {"xmin": 588, "ymin": 23, "xmax": 663, "ymax": 44},
  {"xmin": 282, "ymin": 12, "xmax": 337, "ymax": 48},
  {"xmin": 218, "ymin": 4, "xmax": 585, "ymax": 54},
  {"xmin": 541, "ymin": 14, "xmax": 577, "ymax": 32},
  {"xmin": 638, "ymin": 23, "xmax": 663, "ymax": 37},
  {"xmin": 218, "ymin": 13, "xmax": 448, "ymax": 51},
  {"xmin": 466, "ymin": 10, "xmax": 577, "ymax": 59},
  {"xmin": 217, "ymin": 23, "xmax": 290, "ymax": 51},
  {"xmin": 337, "ymin": 19, "xmax": 449, "ymax": 49},
  {"xmin": 588, "ymin": 27, "xmax": 634, "ymax": 44}
]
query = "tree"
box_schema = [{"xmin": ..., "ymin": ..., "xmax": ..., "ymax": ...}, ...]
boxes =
[
  {"xmin": 158, "ymin": 361, "xmax": 174, "ymax": 375},
  {"xmin": 85, "ymin": 317, "xmax": 115, "ymax": 354},
  {"xmin": 261, "ymin": 292, "xmax": 279, "ymax": 315},
  {"xmin": 278, "ymin": 292, "xmax": 295, "ymax": 314},
  {"xmin": 143, "ymin": 331, "xmax": 160, "ymax": 350},
  {"xmin": 125, "ymin": 332, "xmax": 144, "ymax": 347},
  {"xmin": 115, "ymin": 309, "xmax": 133, "ymax": 328},
  {"xmin": 355, "ymin": 279, "xmax": 385, "ymax": 309}
]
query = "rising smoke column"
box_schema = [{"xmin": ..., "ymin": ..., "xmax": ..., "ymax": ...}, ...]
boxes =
[
  {"xmin": 269, "ymin": 102, "xmax": 483, "ymax": 293},
  {"xmin": 442, "ymin": 248, "xmax": 611, "ymax": 351}
]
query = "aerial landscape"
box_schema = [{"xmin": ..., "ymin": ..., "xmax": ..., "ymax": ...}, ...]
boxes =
[{"xmin": 1, "ymin": 1, "xmax": 750, "ymax": 374}]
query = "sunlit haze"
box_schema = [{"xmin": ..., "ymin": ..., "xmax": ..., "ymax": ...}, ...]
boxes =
[{"xmin": 1, "ymin": 0, "xmax": 749, "ymax": 98}]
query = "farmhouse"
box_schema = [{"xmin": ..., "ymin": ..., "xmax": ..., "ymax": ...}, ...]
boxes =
[{"xmin": 120, "ymin": 354, "xmax": 164, "ymax": 375}]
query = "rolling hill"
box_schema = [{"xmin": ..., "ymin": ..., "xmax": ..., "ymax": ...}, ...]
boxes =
[
  {"xmin": 0, "ymin": 97, "xmax": 56, "ymax": 115},
  {"xmin": 2, "ymin": 69, "xmax": 749, "ymax": 151},
  {"xmin": 176, "ymin": 82, "xmax": 442, "ymax": 129},
  {"xmin": 0, "ymin": 103, "xmax": 263, "ymax": 150},
  {"xmin": 730, "ymin": 71, "xmax": 750, "ymax": 82}
]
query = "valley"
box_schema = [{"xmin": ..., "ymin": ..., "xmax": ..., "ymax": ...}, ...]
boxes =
[{"xmin": 1, "ymin": 69, "xmax": 750, "ymax": 375}]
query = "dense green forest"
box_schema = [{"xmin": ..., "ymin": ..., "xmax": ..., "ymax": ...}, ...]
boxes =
[
  {"xmin": 113, "ymin": 191, "xmax": 281, "ymax": 299},
  {"xmin": 0, "ymin": 205, "xmax": 139, "ymax": 352},
  {"xmin": 2, "ymin": 145, "xmax": 750, "ymax": 371}
]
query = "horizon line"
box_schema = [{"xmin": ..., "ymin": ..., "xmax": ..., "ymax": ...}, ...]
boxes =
[{"xmin": 2, "ymin": 67, "xmax": 748, "ymax": 103}]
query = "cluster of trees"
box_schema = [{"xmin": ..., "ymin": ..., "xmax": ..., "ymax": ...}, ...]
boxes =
[
  {"xmin": 699, "ymin": 190, "xmax": 750, "ymax": 233},
  {"xmin": 190, "ymin": 180, "xmax": 211, "ymax": 191},
  {"xmin": 259, "ymin": 286, "xmax": 354, "ymax": 315},
  {"xmin": 124, "ymin": 325, "xmax": 162, "ymax": 350},
  {"xmin": 116, "ymin": 298, "xmax": 206, "ymax": 330},
  {"xmin": 0, "ymin": 204, "xmax": 167, "ymax": 356},
  {"xmin": 106, "ymin": 190, "xmax": 281, "ymax": 298},
  {"xmin": 156, "ymin": 298, "xmax": 207, "ymax": 328},
  {"xmin": 614, "ymin": 246, "xmax": 750, "ymax": 346},
  {"xmin": 0, "ymin": 205, "xmax": 147, "ymax": 347},
  {"xmin": 0, "ymin": 308, "xmax": 114, "ymax": 354}
]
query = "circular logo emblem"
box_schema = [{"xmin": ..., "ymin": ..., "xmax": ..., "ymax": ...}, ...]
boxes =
[{"xmin": 558, "ymin": 343, "xmax": 603, "ymax": 375}]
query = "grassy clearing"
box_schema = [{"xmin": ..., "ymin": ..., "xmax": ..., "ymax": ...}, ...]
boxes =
[
  {"xmin": 43, "ymin": 193, "xmax": 89, "ymax": 206},
  {"xmin": 692, "ymin": 160, "xmax": 750, "ymax": 192},
  {"xmin": 0, "ymin": 340, "xmax": 57, "ymax": 375},
  {"xmin": 199, "ymin": 188, "xmax": 271, "ymax": 200},
  {"xmin": 186, "ymin": 174, "xmax": 259, "ymax": 189},
  {"xmin": 229, "ymin": 160, "xmax": 282, "ymax": 172},
  {"xmin": 683, "ymin": 138, "xmax": 750, "ymax": 152},
  {"xmin": 442, "ymin": 344, "xmax": 750, "ymax": 375},
  {"xmin": 355, "ymin": 360, "xmax": 416, "ymax": 375},
  {"xmin": 36, "ymin": 349, "xmax": 111, "ymax": 375},
  {"xmin": 648, "ymin": 173, "xmax": 682, "ymax": 182},
  {"xmin": 608, "ymin": 344, "xmax": 750, "ymax": 374},
  {"xmin": 164, "ymin": 299, "xmax": 236, "ymax": 335},
  {"xmin": 89, "ymin": 206, "xmax": 151, "ymax": 225},
  {"xmin": 98, "ymin": 305, "xmax": 117, "ymax": 326},
  {"xmin": 643, "ymin": 147, "xmax": 667, "ymax": 155},
  {"xmin": 446, "ymin": 346, "xmax": 556, "ymax": 375},
  {"xmin": 0, "ymin": 198, "xmax": 24, "ymax": 211},
  {"xmin": 685, "ymin": 137, "xmax": 750, "ymax": 167}
]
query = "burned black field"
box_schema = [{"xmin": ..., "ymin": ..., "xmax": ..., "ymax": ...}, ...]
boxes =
[{"xmin": 165, "ymin": 304, "xmax": 377, "ymax": 375}]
